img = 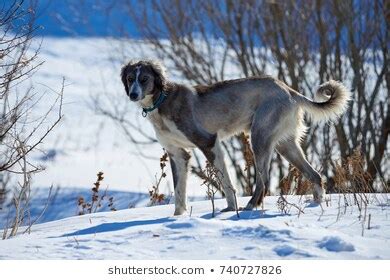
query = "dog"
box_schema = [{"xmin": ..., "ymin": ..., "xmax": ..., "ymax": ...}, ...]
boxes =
[{"xmin": 121, "ymin": 60, "xmax": 351, "ymax": 215}]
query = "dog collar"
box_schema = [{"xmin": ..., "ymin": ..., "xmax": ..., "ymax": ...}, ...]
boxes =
[{"xmin": 142, "ymin": 91, "xmax": 168, "ymax": 117}]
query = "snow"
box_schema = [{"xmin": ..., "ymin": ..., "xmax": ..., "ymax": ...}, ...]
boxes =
[
  {"xmin": 1, "ymin": 194, "xmax": 389, "ymax": 259},
  {"xmin": 317, "ymin": 236, "xmax": 355, "ymax": 252}
]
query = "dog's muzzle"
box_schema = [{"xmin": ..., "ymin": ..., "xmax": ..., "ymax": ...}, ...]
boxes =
[{"xmin": 129, "ymin": 92, "xmax": 139, "ymax": 101}]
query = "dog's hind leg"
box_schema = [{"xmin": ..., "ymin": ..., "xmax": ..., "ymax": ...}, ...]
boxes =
[
  {"xmin": 245, "ymin": 139, "xmax": 274, "ymax": 210},
  {"xmin": 276, "ymin": 140, "xmax": 325, "ymax": 202},
  {"xmin": 244, "ymin": 109, "xmax": 279, "ymax": 210},
  {"xmin": 167, "ymin": 147, "xmax": 191, "ymax": 215}
]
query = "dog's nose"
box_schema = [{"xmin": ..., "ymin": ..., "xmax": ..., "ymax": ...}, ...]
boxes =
[{"xmin": 129, "ymin": 93, "xmax": 138, "ymax": 101}]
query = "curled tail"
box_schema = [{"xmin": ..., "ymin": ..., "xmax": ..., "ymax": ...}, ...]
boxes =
[{"xmin": 290, "ymin": 80, "xmax": 351, "ymax": 123}]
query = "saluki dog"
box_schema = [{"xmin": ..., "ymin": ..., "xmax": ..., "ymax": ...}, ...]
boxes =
[{"xmin": 121, "ymin": 60, "xmax": 350, "ymax": 215}]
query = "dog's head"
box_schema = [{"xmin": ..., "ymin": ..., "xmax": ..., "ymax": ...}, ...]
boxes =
[{"xmin": 120, "ymin": 60, "xmax": 166, "ymax": 102}]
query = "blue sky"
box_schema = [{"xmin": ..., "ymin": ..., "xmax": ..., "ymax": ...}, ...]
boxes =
[
  {"xmin": 11, "ymin": 0, "xmax": 140, "ymax": 37},
  {"xmin": 5, "ymin": 0, "xmax": 379, "ymax": 52}
]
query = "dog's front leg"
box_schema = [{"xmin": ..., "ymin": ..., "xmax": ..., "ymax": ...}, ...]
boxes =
[
  {"xmin": 201, "ymin": 139, "xmax": 238, "ymax": 212},
  {"xmin": 167, "ymin": 147, "xmax": 191, "ymax": 215}
]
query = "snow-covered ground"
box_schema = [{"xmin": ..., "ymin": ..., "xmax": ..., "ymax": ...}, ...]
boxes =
[{"xmin": 1, "ymin": 194, "xmax": 389, "ymax": 259}]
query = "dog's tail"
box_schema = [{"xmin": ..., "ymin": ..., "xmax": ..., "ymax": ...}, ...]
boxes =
[{"xmin": 290, "ymin": 80, "xmax": 351, "ymax": 123}]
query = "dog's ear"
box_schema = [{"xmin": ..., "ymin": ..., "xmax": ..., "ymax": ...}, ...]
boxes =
[
  {"xmin": 120, "ymin": 64, "xmax": 129, "ymax": 94},
  {"xmin": 148, "ymin": 61, "xmax": 167, "ymax": 92}
]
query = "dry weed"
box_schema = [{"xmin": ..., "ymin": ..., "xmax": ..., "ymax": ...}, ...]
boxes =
[
  {"xmin": 148, "ymin": 152, "xmax": 169, "ymax": 206},
  {"xmin": 77, "ymin": 171, "xmax": 116, "ymax": 215}
]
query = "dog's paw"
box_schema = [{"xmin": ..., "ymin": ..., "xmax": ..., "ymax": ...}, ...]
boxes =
[
  {"xmin": 243, "ymin": 203, "xmax": 255, "ymax": 211},
  {"xmin": 220, "ymin": 206, "xmax": 236, "ymax": 213},
  {"xmin": 313, "ymin": 196, "xmax": 322, "ymax": 204},
  {"xmin": 313, "ymin": 187, "xmax": 325, "ymax": 203},
  {"xmin": 174, "ymin": 207, "xmax": 187, "ymax": 216}
]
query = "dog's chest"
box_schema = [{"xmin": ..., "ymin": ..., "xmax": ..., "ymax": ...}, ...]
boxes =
[{"xmin": 149, "ymin": 113, "xmax": 196, "ymax": 149}]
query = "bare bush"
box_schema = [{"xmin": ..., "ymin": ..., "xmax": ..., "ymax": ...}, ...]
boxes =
[
  {"xmin": 1, "ymin": 1, "xmax": 64, "ymax": 239},
  {"xmin": 125, "ymin": 0, "xmax": 388, "ymax": 194},
  {"xmin": 74, "ymin": 1, "xmax": 388, "ymax": 197}
]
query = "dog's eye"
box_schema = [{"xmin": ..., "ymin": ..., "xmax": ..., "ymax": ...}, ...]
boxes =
[
  {"xmin": 128, "ymin": 77, "xmax": 134, "ymax": 83},
  {"xmin": 140, "ymin": 76, "xmax": 149, "ymax": 83}
]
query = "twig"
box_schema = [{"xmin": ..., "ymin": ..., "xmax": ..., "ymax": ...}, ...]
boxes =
[
  {"xmin": 277, "ymin": 194, "xmax": 305, "ymax": 215},
  {"xmin": 368, "ymin": 213, "xmax": 371, "ymax": 230},
  {"xmin": 23, "ymin": 185, "xmax": 54, "ymax": 234}
]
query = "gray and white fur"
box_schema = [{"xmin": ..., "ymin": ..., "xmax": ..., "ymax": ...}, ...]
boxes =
[{"xmin": 121, "ymin": 60, "xmax": 351, "ymax": 215}]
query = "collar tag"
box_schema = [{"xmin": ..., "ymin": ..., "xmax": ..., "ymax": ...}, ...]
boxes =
[{"xmin": 141, "ymin": 91, "xmax": 167, "ymax": 117}]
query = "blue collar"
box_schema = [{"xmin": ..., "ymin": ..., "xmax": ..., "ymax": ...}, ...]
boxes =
[{"xmin": 142, "ymin": 91, "xmax": 168, "ymax": 117}]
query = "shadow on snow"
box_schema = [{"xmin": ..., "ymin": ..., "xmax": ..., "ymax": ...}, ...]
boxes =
[{"xmin": 59, "ymin": 217, "xmax": 175, "ymax": 237}]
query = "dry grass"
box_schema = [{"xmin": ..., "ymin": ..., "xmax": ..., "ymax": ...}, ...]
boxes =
[
  {"xmin": 77, "ymin": 171, "xmax": 116, "ymax": 215},
  {"xmin": 279, "ymin": 165, "xmax": 313, "ymax": 196},
  {"xmin": 332, "ymin": 149, "xmax": 376, "ymax": 235},
  {"xmin": 201, "ymin": 161, "xmax": 223, "ymax": 218},
  {"xmin": 279, "ymin": 148, "xmax": 386, "ymax": 197},
  {"xmin": 276, "ymin": 148, "xmax": 389, "ymax": 230},
  {"xmin": 148, "ymin": 152, "xmax": 170, "ymax": 206},
  {"xmin": 201, "ymin": 161, "xmax": 240, "ymax": 218},
  {"xmin": 334, "ymin": 149, "xmax": 373, "ymax": 194},
  {"xmin": 277, "ymin": 194, "xmax": 305, "ymax": 216}
]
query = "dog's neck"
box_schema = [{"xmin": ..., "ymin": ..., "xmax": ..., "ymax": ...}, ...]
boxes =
[{"xmin": 138, "ymin": 95, "xmax": 154, "ymax": 108}]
